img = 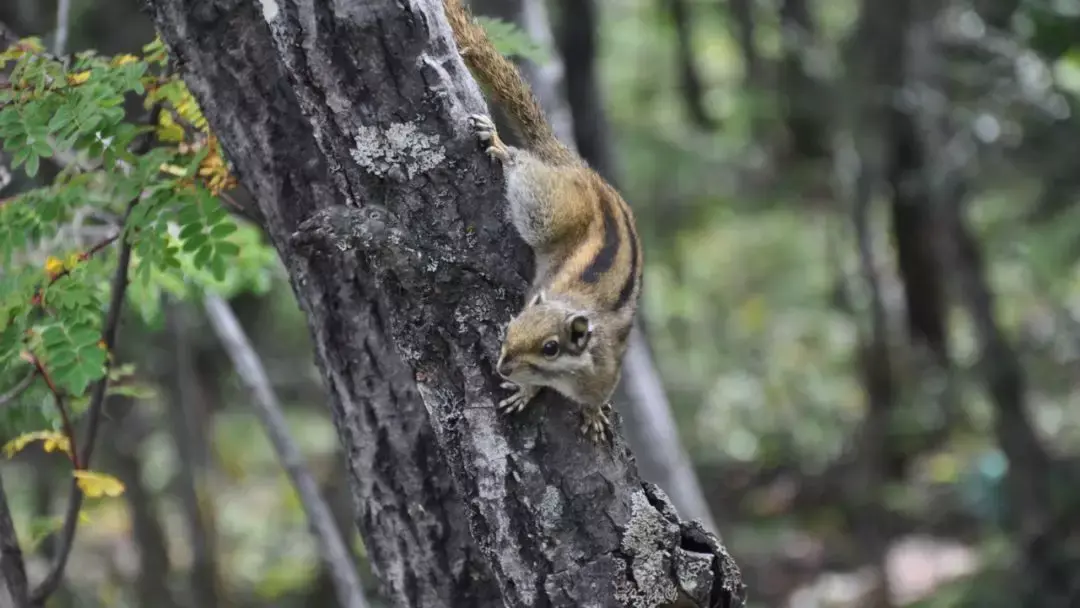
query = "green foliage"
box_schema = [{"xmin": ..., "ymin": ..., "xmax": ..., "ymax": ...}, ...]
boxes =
[
  {"xmin": 0, "ymin": 37, "xmax": 273, "ymax": 442},
  {"xmin": 475, "ymin": 16, "xmax": 548, "ymax": 64}
]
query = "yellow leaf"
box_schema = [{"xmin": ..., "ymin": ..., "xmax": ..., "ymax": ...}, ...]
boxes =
[
  {"xmin": 111, "ymin": 54, "xmax": 138, "ymax": 66},
  {"xmin": 44, "ymin": 256, "xmax": 65, "ymax": 278},
  {"xmin": 197, "ymin": 136, "xmax": 237, "ymax": 195},
  {"xmin": 19, "ymin": 38, "xmax": 45, "ymax": 53},
  {"xmin": 158, "ymin": 163, "xmax": 187, "ymax": 177},
  {"xmin": 3, "ymin": 431, "xmax": 71, "ymax": 459},
  {"xmin": 156, "ymin": 111, "xmax": 186, "ymax": 143},
  {"xmin": 66, "ymin": 71, "xmax": 91, "ymax": 86},
  {"xmin": 73, "ymin": 470, "xmax": 126, "ymax": 498}
]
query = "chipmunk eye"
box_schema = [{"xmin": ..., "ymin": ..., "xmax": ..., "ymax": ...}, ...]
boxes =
[{"xmin": 541, "ymin": 340, "xmax": 560, "ymax": 358}]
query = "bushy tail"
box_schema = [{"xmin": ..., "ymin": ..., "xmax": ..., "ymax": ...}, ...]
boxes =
[{"xmin": 442, "ymin": 0, "xmax": 570, "ymax": 162}]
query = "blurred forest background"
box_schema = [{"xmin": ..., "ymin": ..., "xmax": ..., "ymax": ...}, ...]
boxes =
[{"xmin": 2, "ymin": 0, "xmax": 1080, "ymax": 606}]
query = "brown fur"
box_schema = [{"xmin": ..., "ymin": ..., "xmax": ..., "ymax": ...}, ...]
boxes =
[
  {"xmin": 443, "ymin": 0, "xmax": 574, "ymax": 164},
  {"xmin": 444, "ymin": 0, "xmax": 644, "ymax": 444}
]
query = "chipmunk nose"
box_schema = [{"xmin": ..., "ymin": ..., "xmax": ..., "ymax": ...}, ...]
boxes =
[{"xmin": 496, "ymin": 356, "xmax": 514, "ymax": 378}]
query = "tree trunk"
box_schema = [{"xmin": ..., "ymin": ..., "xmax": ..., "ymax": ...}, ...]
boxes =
[
  {"xmin": 662, "ymin": 0, "xmax": 718, "ymax": 130},
  {"xmin": 723, "ymin": 0, "xmax": 761, "ymax": 90},
  {"xmin": 555, "ymin": 0, "xmax": 618, "ymax": 184},
  {"xmin": 108, "ymin": 400, "xmax": 181, "ymax": 608},
  {"xmin": 144, "ymin": 1, "xmax": 744, "ymax": 607},
  {"xmin": 165, "ymin": 302, "xmax": 222, "ymax": 608},
  {"xmin": 144, "ymin": 3, "xmax": 504, "ymax": 607},
  {"xmin": 778, "ymin": 0, "xmax": 827, "ymax": 159}
]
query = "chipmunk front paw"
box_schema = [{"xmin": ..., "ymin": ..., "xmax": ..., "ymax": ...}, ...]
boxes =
[
  {"xmin": 497, "ymin": 381, "xmax": 539, "ymax": 414},
  {"xmin": 580, "ymin": 402, "xmax": 614, "ymax": 446},
  {"xmin": 467, "ymin": 114, "xmax": 510, "ymax": 162}
]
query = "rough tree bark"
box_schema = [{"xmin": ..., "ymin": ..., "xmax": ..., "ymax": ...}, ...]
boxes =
[
  {"xmin": 143, "ymin": 3, "xmax": 501, "ymax": 607},
  {"xmin": 144, "ymin": 1, "xmax": 745, "ymax": 607}
]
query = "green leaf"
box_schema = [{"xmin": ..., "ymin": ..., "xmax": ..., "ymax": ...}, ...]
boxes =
[
  {"xmin": 216, "ymin": 241, "xmax": 240, "ymax": 257},
  {"xmin": 473, "ymin": 16, "xmax": 548, "ymax": 63},
  {"xmin": 24, "ymin": 153, "xmax": 39, "ymax": 178}
]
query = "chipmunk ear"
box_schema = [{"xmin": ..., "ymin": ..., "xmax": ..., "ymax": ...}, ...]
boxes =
[
  {"xmin": 566, "ymin": 314, "xmax": 592, "ymax": 353},
  {"xmin": 528, "ymin": 290, "xmax": 546, "ymax": 306}
]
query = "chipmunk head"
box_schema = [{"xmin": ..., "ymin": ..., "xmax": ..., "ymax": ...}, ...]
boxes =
[{"xmin": 496, "ymin": 291, "xmax": 595, "ymax": 393}]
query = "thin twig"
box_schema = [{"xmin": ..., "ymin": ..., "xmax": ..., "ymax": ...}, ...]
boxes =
[
  {"xmin": 39, "ymin": 232, "xmax": 121, "ymax": 291},
  {"xmin": 29, "ymin": 200, "xmax": 136, "ymax": 605},
  {"xmin": 0, "ymin": 369, "xmax": 36, "ymax": 409},
  {"xmin": 202, "ymin": 294, "xmax": 368, "ymax": 608},
  {"xmin": 26, "ymin": 355, "xmax": 79, "ymax": 468},
  {"xmin": 53, "ymin": 0, "xmax": 71, "ymax": 57}
]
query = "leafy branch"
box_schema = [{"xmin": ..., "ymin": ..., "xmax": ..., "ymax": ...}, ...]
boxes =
[{"xmin": 0, "ymin": 32, "xmax": 270, "ymax": 605}]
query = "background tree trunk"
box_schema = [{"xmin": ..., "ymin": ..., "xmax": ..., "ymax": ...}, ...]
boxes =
[
  {"xmin": 144, "ymin": 1, "xmax": 745, "ymax": 607},
  {"xmin": 778, "ymin": 0, "xmax": 827, "ymax": 159},
  {"xmin": 662, "ymin": 0, "xmax": 718, "ymax": 130},
  {"xmin": 554, "ymin": 0, "xmax": 718, "ymax": 531}
]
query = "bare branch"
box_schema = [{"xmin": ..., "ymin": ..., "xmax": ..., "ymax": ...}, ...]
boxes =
[
  {"xmin": 0, "ymin": 370, "xmax": 35, "ymax": 410},
  {"xmin": 202, "ymin": 293, "xmax": 368, "ymax": 608},
  {"xmin": 53, "ymin": 0, "xmax": 71, "ymax": 57},
  {"xmin": 0, "ymin": 473, "xmax": 28, "ymax": 608},
  {"xmin": 30, "ymin": 199, "xmax": 136, "ymax": 605}
]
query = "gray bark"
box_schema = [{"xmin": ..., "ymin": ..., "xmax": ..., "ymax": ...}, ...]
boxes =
[
  {"xmin": 619, "ymin": 329, "xmax": 717, "ymax": 533},
  {"xmin": 144, "ymin": 1, "xmax": 744, "ymax": 607},
  {"xmin": 143, "ymin": 3, "xmax": 500, "ymax": 607}
]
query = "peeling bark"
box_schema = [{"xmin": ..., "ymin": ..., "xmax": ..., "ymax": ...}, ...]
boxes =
[{"xmin": 144, "ymin": 0, "xmax": 744, "ymax": 606}]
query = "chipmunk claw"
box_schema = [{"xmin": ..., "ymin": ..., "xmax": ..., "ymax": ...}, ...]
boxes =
[
  {"xmin": 467, "ymin": 114, "xmax": 509, "ymax": 162},
  {"xmin": 498, "ymin": 382, "xmax": 538, "ymax": 415},
  {"xmin": 580, "ymin": 402, "xmax": 614, "ymax": 445}
]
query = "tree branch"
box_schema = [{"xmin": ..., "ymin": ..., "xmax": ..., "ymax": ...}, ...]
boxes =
[
  {"xmin": 0, "ymin": 473, "xmax": 28, "ymax": 608},
  {"xmin": 0, "ymin": 370, "xmax": 35, "ymax": 410},
  {"xmin": 25, "ymin": 354, "xmax": 79, "ymax": 468},
  {"xmin": 29, "ymin": 199, "xmax": 136, "ymax": 605},
  {"xmin": 53, "ymin": 0, "xmax": 70, "ymax": 57},
  {"xmin": 202, "ymin": 293, "xmax": 368, "ymax": 608}
]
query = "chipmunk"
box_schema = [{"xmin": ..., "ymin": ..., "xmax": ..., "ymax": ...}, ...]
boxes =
[{"xmin": 442, "ymin": 0, "xmax": 643, "ymax": 444}]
